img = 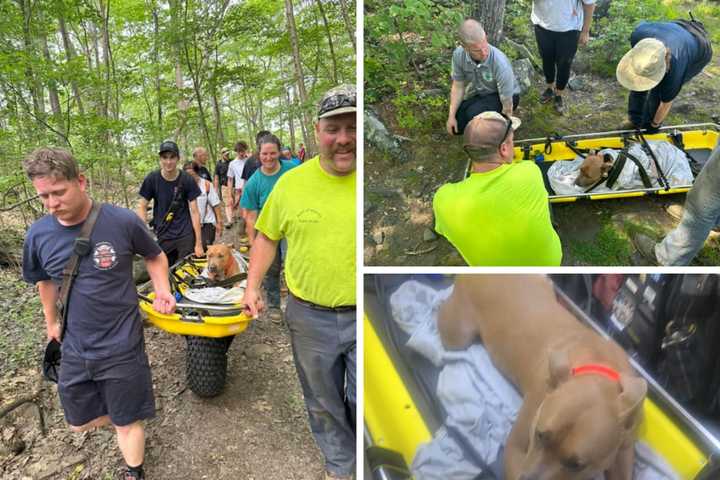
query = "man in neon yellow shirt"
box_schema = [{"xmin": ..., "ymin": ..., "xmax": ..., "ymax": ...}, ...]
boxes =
[
  {"xmin": 433, "ymin": 111, "xmax": 562, "ymax": 265},
  {"xmin": 242, "ymin": 85, "xmax": 356, "ymax": 480}
]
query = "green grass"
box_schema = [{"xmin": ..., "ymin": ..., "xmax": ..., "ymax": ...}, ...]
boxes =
[{"xmin": 570, "ymin": 222, "xmax": 632, "ymax": 265}]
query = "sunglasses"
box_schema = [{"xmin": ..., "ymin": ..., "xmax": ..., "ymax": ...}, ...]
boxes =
[
  {"xmin": 462, "ymin": 112, "xmax": 514, "ymax": 159},
  {"xmin": 318, "ymin": 93, "xmax": 356, "ymax": 117}
]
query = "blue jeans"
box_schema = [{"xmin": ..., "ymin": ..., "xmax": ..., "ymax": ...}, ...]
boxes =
[
  {"xmin": 284, "ymin": 295, "xmax": 356, "ymax": 476},
  {"xmin": 656, "ymin": 140, "xmax": 720, "ymax": 265},
  {"xmin": 263, "ymin": 244, "xmax": 282, "ymax": 308}
]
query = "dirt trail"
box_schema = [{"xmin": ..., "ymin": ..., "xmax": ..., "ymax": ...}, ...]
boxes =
[{"xmin": 0, "ymin": 224, "xmax": 323, "ymax": 480}]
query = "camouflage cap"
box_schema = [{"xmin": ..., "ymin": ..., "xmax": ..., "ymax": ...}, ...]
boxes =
[{"xmin": 318, "ymin": 84, "xmax": 356, "ymax": 119}]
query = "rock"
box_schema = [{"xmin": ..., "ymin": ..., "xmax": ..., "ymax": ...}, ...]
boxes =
[
  {"xmin": 423, "ymin": 228, "xmax": 438, "ymax": 242},
  {"xmin": 512, "ymin": 58, "xmax": 535, "ymax": 96},
  {"xmin": 594, "ymin": 0, "xmax": 612, "ymax": 18},
  {"xmin": 567, "ymin": 75, "xmax": 587, "ymax": 92},
  {"xmin": 373, "ymin": 231, "xmax": 384, "ymax": 245},
  {"xmin": 571, "ymin": 50, "xmax": 593, "ymax": 75},
  {"xmin": 365, "ymin": 108, "xmax": 408, "ymax": 162}
]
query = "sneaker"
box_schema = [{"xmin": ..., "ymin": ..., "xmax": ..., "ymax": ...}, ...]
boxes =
[
  {"xmin": 225, "ymin": 222, "xmax": 233, "ymax": 229},
  {"xmin": 553, "ymin": 95, "xmax": 565, "ymax": 115},
  {"xmin": 665, "ymin": 204, "xmax": 684, "ymax": 222},
  {"xmin": 323, "ymin": 472, "xmax": 352, "ymax": 480},
  {"xmin": 630, "ymin": 233, "xmax": 659, "ymax": 266},
  {"xmin": 121, "ymin": 468, "xmax": 144, "ymax": 480},
  {"xmin": 268, "ymin": 308, "xmax": 283, "ymax": 324},
  {"xmin": 540, "ymin": 87, "xmax": 554, "ymax": 104},
  {"xmin": 619, "ymin": 119, "xmax": 639, "ymax": 131}
]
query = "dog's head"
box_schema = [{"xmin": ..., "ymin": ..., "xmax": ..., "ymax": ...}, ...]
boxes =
[
  {"xmin": 519, "ymin": 351, "xmax": 647, "ymax": 480},
  {"xmin": 206, "ymin": 243, "xmax": 234, "ymax": 281},
  {"xmin": 575, "ymin": 153, "xmax": 614, "ymax": 187}
]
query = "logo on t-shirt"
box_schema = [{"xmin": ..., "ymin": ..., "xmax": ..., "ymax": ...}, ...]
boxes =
[
  {"xmin": 93, "ymin": 242, "xmax": 118, "ymax": 270},
  {"xmin": 297, "ymin": 208, "xmax": 322, "ymax": 224}
]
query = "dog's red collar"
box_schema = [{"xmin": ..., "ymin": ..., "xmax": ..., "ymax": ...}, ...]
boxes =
[{"xmin": 571, "ymin": 364, "xmax": 621, "ymax": 382}]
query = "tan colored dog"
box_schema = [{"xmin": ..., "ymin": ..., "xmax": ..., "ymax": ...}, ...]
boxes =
[
  {"xmin": 438, "ymin": 275, "xmax": 647, "ymax": 480},
  {"xmin": 206, "ymin": 244, "xmax": 241, "ymax": 284},
  {"xmin": 575, "ymin": 152, "xmax": 614, "ymax": 187}
]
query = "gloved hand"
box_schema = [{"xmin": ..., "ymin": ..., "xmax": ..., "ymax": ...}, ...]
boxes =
[{"xmin": 644, "ymin": 122, "xmax": 661, "ymax": 134}]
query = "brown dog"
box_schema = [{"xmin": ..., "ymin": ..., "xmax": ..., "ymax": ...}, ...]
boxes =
[
  {"xmin": 575, "ymin": 152, "xmax": 614, "ymax": 187},
  {"xmin": 206, "ymin": 244, "xmax": 241, "ymax": 284},
  {"xmin": 438, "ymin": 275, "xmax": 647, "ymax": 480}
]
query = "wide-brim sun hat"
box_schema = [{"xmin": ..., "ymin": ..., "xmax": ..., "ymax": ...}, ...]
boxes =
[
  {"xmin": 616, "ymin": 38, "xmax": 667, "ymax": 92},
  {"xmin": 474, "ymin": 110, "xmax": 522, "ymax": 130}
]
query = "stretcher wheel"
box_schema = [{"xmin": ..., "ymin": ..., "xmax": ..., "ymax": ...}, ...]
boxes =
[{"xmin": 185, "ymin": 335, "xmax": 231, "ymax": 397}]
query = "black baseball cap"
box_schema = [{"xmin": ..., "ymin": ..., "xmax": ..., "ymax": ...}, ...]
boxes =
[{"xmin": 159, "ymin": 140, "xmax": 180, "ymax": 156}]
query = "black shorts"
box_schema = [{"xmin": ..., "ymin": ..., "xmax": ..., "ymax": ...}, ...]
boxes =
[
  {"xmin": 158, "ymin": 232, "xmax": 195, "ymax": 266},
  {"xmin": 58, "ymin": 345, "xmax": 156, "ymax": 427}
]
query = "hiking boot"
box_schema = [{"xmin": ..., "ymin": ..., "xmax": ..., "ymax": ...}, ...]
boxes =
[
  {"xmin": 540, "ymin": 87, "xmax": 554, "ymax": 104},
  {"xmin": 630, "ymin": 233, "xmax": 659, "ymax": 266},
  {"xmin": 619, "ymin": 119, "xmax": 639, "ymax": 131},
  {"xmin": 553, "ymin": 95, "xmax": 565, "ymax": 115}
]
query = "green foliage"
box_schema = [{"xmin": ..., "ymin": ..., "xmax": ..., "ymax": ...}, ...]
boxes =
[
  {"xmin": 365, "ymin": 0, "xmax": 462, "ymax": 104},
  {"xmin": 587, "ymin": 0, "xmax": 678, "ymax": 77},
  {"xmin": 0, "ymin": 270, "xmax": 44, "ymax": 372}
]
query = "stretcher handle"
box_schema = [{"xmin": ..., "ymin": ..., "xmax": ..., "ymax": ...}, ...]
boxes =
[{"xmin": 137, "ymin": 293, "xmax": 245, "ymax": 312}]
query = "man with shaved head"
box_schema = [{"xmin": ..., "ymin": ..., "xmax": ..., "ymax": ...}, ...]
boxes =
[
  {"xmin": 433, "ymin": 111, "xmax": 562, "ymax": 265},
  {"xmin": 447, "ymin": 18, "xmax": 521, "ymax": 136},
  {"xmin": 191, "ymin": 146, "xmax": 213, "ymax": 182}
]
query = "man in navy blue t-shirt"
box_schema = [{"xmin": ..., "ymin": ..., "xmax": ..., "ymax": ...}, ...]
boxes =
[
  {"xmin": 137, "ymin": 140, "xmax": 204, "ymax": 265},
  {"xmin": 617, "ymin": 21, "xmax": 712, "ymax": 130},
  {"xmin": 22, "ymin": 147, "xmax": 176, "ymax": 480}
]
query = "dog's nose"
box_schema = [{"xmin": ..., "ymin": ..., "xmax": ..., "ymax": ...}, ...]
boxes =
[{"xmin": 208, "ymin": 264, "xmax": 218, "ymax": 272}]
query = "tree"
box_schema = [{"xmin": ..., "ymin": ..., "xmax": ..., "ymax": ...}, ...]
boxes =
[{"xmin": 472, "ymin": 0, "xmax": 506, "ymax": 44}]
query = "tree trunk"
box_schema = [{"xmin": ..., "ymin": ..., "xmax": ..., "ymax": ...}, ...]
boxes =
[
  {"xmin": 18, "ymin": 0, "xmax": 44, "ymax": 120},
  {"xmin": 472, "ymin": 0, "xmax": 506, "ymax": 45},
  {"xmin": 285, "ymin": 86, "xmax": 296, "ymax": 152},
  {"xmin": 284, "ymin": 0, "xmax": 316, "ymax": 154},
  {"xmin": 315, "ymin": 0, "xmax": 339, "ymax": 84},
  {"xmin": 40, "ymin": 30, "xmax": 64, "ymax": 139},
  {"xmin": 152, "ymin": 4, "xmax": 162, "ymax": 134},
  {"xmin": 337, "ymin": 0, "xmax": 355, "ymax": 49},
  {"xmin": 58, "ymin": 14, "xmax": 85, "ymax": 115}
]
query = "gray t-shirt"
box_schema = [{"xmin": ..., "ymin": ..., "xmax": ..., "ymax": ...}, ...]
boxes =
[
  {"xmin": 23, "ymin": 204, "xmax": 162, "ymax": 360},
  {"xmin": 451, "ymin": 45, "xmax": 519, "ymax": 100},
  {"xmin": 531, "ymin": 0, "xmax": 595, "ymax": 32}
]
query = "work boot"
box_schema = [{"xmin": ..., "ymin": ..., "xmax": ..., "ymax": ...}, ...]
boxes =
[
  {"xmin": 121, "ymin": 467, "xmax": 144, "ymax": 480},
  {"xmin": 553, "ymin": 95, "xmax": 565, "ymax": 115},
  {"xmin": 630, "ymin": 233, "xmax": 659, "ymax": 266},
  {"xmin": 540, "ymin": 87, "xmax": 554, "ymax": 104}
]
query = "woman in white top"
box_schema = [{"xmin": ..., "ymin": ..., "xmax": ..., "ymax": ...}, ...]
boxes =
[
  {"xmin": 532, "ymin": 0, "xmax": 595, "ymax": 114},
  {"xmin": 183, "ymin": 161, "xmax": 223, "ymax": 249}
]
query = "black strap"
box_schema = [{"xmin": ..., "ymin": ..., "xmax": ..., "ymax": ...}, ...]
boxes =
[
  {"xmin": 584, "ymin": 149, "xmax": 653, "ymax": 193},
  {"xmin": 636, "ymin": 131, "xmax": 670, "ymax": 190},
  {"xmin": 155, "ymin": 170, "xmax": 185, "ymax": 239},
  {"xmin": 56, "ymin": 201, "xmax": 102, "ymax": 340}
]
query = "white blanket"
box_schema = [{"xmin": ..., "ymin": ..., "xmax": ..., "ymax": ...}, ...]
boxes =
[
  {"xmin": 547, "ymin": 141, "xmax": 694, "ymax": 195},
  {"xmin": 389, "ymin": 280, "xmax": 679, "ymax": 480}
]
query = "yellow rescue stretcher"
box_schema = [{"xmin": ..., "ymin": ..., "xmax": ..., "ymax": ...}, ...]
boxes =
[
  {"xmin": 138, "ymin": 254, "xmax": 251, "ymax": 397},
  {"xmin": 364, "ymin": 275, "xmax": 720, "ymax": 480},
  {"xmin": 466, "ymin": 123, "xmax": 720, "ymax": 203}
]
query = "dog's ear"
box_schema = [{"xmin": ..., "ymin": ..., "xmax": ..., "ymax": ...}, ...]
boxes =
[
  {"xmin": 618, "ymin": 374, "xmax": 647, "ymax": 429},
  {"xmin": 548, "ymin": 350, "xmax": 571, "ymax": 389}
]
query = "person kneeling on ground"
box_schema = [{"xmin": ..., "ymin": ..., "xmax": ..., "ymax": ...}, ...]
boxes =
[
  {"xmin": 433, "ymin": 111, "xmax": 562, "ymax": 266},
  {"xmin": 447, "ymin": 18, "xmax": 521, "ymax": 136}
]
